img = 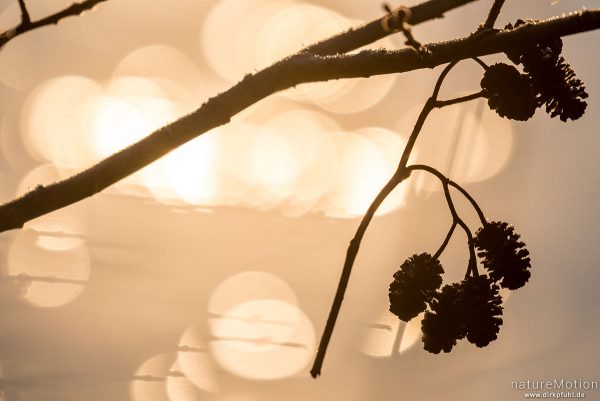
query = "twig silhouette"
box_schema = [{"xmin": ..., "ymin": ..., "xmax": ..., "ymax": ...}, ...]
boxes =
[
  {"xmin": 434, "ymin": 222, "xmax": 457, "ymax": 260},
  {"xmin": 482, "ymin": 0, "xmax": 506, "ymax": 30},
  {"xmin": 310, "ymin": 57, "xmax": 489, "ymax": 377},
  {"xmin": 0, "ymin": 0, "xmax": 110, "ymax": 49},
  {"xmin": 16, "ymin": 0, "xmax": 31, "ymax": 25},
  {"xmin": 407, "ymin": 164, "xmax": 480, "ymax": 277}
]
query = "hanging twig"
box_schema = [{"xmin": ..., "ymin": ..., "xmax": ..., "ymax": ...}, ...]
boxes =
[
  {"xmin": 433, "ymin": 221, "xmax": 457, "ymax": 260},
  {"xmin": 407, "ymin": 163, "xmax": 488, "ymax": 225},
  {"xmin": 310, "ymin": 58, "xmax": 490, "ymax": 377},
  {"xmin": 406, "ymin": 164, "xmax": 480, "ymax": 277}
]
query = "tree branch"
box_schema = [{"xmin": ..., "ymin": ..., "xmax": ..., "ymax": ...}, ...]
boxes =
[
  {"xmin": 0, "ymin": 10, "xmax": 598, "ymax": 233},
  {"xmin": 304, "ymin": 0, "xmax": 481, "ymax": 55},
  {"xmin": 17, "ymin": 0, "xmax": 31, "ymax": 25},
  {"xmin": 407, "ymin": 164, "xmax": 487, "ymax": 227},
  {"xmin": 407, "ymin": 164, "xmax": 479, "ymax": 277},
  {"xmin": 442, "ymin": 179, "xmax": 478, "ymax": 278},
  {"xmin": 433, "ymin": 90, "xmax": 484, "ymax": 107},
  {"xmin": 433, "ymin": 221, "xmax": 457, "ymax": 260},
  {"xmin": 310, "ymin": 58, "xmax": 488, "ymax": 377},
  {"xmin": 0, "ymin": 0, "xmax": 110, "ymax": 49},
  {"xmin": 449, "ymin": 181, "xmax": 486, "ymax": 225},
  {"xmin": 482, "ymin": 0, "xmax": 505, "ymax": 30}
]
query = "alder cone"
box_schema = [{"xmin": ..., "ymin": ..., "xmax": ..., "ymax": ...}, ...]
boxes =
[
  {"xmin": 421, "ymin": 283, "xmax": 466, "ymax": 354},
  {"xmin": 474, "ymin": 221, "xmax": 531, "ymax": 290},
  {"xmin": 460, "ymin": 275, "xmax": 504, "ymax": 347},
  {"xmin": 504, "ymin": 20, "xmax": 588, "ymax": 121},
  {"xmin": 421, "ymin": 276, "xmax": 504, "ymax": 353},
  {"xmin": 389, "ymin": 253, "xmax": 443, "ymax": 322},
  {"xmin": 480, "ymin": 63, "xmax": 537, "ymax": 121}
]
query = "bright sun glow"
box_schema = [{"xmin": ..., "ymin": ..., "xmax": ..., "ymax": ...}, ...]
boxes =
[
  {"xmin": 22, "ymin": 75, "xmax": 102, "ymax": 170},
  {"xmin": 252, "ymin": 110, "xmax": 339, "ymax": 203}
]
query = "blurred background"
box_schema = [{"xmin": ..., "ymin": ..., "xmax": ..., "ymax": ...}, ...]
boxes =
[{"xmin": 0, "ymin": 0, "xmax": 598, "ymax": 400}]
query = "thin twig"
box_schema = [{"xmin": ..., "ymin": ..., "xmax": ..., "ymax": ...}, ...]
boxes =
[
  {"xmin": 0, "ymin": 10, "xmax": 599, "ymax": 232},
  {"xmin": 0, "ymin": 0, "xmax": 109, "ymax": 49},
  {"xmin": 482, "ymin": 0, "xmax": 506, "ymax": 30},
  {"xmin": 472, "ymin": 57, "xmax": 489, "ymax": 70},
  {"xmin": 311, "ymin": 59, "xmax": 472, "ymax": 378},
  {"xmin": 395, "ymin": 60, "xmax": 460, "ymax": 173},
  {"xmin": 17, "ymin": 0, "xmax": 31, "ymax": 24},
  {"xmin": 406, "ymin": 163, "xmax": 487, "ymax": 225},
  {"xmin": 442, "ymin": 182, "xmax": 478, "ymax": 278},
  {"xmin": 435, "ymin": 90, "xmax": 485, "ymax": 107},
  {"xmin": 449, "ymin": 182, "xmax": 486, "ymax": 225},
  {"xmin": 382, "ymin": 4, "xmax": 428, "ymax": 54},
  {"xmin": 407, "ymin": 164, "xmax": 479, "ymax": 277},
  {"xmin": 433, "ymin": 221, "xmax": 457, "ymax": 259}
]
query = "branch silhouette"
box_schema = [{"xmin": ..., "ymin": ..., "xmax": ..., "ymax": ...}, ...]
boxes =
[
  {"xmin": 310, "ymin": 56, "xmax": 489, "ymax": 377},
  {"xmin": 0, "ymin": 9, "xmax": 598, "ymax": 233},
  {"xmin": 312, "ymin": 1, "xmax": 593, "ymax": 374},
  {"xmin": 0, "ymin": 0, "xmax": 110, "ymax": 49},
  {"xmin": 481, "ymin": 0, "xmax": 505, "ymax": 30}
]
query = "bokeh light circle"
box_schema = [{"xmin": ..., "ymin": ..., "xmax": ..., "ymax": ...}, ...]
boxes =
[
  {"xmin": 6, "ymin": 227, "xmax": 90, "ymax": 308},
  {"xmin": 22, "ymin": 75, "xmax": 102, "ymax": 170},
  {"xmin": 131, "ymin": 353, "xmax": 173, "ymax": 401},
  {"xmin": 210, "ymin": 299, "xmax": 315, "ymax": 380},
  {"xmin": 252, "ymin": 110, "xmax": 339, "ymax": 203},
  {"xmin": 178, "ymin": 326, "xmax": 219, "ymax": 393},
  {"xmin": 208, "ymin": 271, "xmax": 298, "ymax": 318}
]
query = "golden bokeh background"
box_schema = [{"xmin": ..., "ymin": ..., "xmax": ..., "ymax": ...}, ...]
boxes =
[{"xmin": 0, "ymin": 0, "xmax": 599, "ymax": 400}]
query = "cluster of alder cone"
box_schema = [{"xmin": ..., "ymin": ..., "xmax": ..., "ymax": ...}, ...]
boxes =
[{"xmin": 388, "ymin": 20, "xmax": 588, "ymax": 354}]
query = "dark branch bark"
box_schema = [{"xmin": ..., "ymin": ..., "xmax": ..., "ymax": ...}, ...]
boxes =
[
  {"xmin": 482, "ymin": 0, "xmax": 505, "ymax": 30},
  {"xmin": 17, "ymin": 0, "xmax": 31, "ymax": 24},
  {"xmin": 0, "ymin": 9, "xmax": 599, "ymax": 233},
  {"xmin": 0, "ymin": 0, "xmax": 109, "ymax": 49}
]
